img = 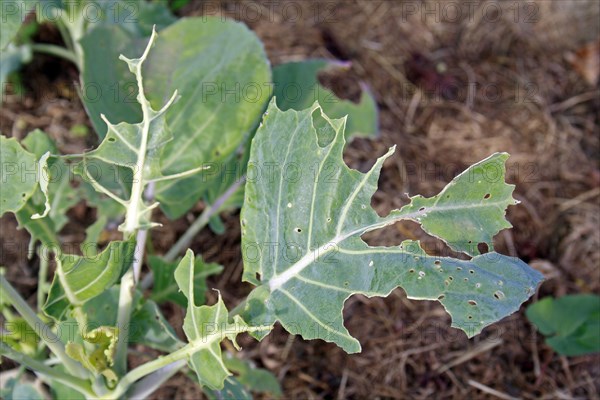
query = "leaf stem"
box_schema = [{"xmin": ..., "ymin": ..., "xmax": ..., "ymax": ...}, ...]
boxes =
[
  {"xmin": 0, "ymin": 275, "xmax": 85, "ymax": 378},
  {"xmin": 30, "ymin": 44, "xmax": 78, "ymax": 66},
  {"xmin": 36, "ymin": 253, "xmax": 49, "ymax": 311},
  {"xmin": 0, "ymin": 342, "xmax": 94, "ymax": 398},
  {"xmin": 140, "ymin": 176, "xmax": 245, "ymax": 290}
]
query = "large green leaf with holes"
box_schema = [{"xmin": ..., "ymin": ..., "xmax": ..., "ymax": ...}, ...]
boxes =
[{"xmin": 239, "ymin": 100, "xmax": 544, "ymax": 353}]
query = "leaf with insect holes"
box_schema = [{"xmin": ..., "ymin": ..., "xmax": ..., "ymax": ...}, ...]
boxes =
[
  {"xmin": 238, "ymin": 100, "xmax": 543, "ymax": 353},
  {"xmin": 273, "ymin": 59, "xmax": 378, "ymax": 140},
  {"xmin": 65, "ymin": 326, "xmax": 119, "ymax": 388},
  {"xmin": 174, "ymin": 250, "xmax": 270, "ymax": 390},
  {"xmin": 43, "ymin": 239, "xmax": 136, "ymax": 321}
]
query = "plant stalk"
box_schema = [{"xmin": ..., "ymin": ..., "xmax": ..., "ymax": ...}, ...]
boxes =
[
  {"xmin": 0, "ymin": 275, "xmax": 85, "ymax": 378},
  {"xmin": 140, "ymin": 176, "xmax": 245, "ymax": 290},
  {"xmin": 30, "ymin": 43, "xmax": 79, "ymax": 66},
  {"xmin": 0, "ymin": 342, "xmax": 94, "ymax": 398}
]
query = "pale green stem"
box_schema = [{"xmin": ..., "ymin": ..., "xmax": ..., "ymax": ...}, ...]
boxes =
[
  {"xmin": 0, "ymin": 342, "xmax": 94, "ymax": 398},
  {"xmin": 101, "ymin": 325, "xmax": 269, "ymax": 399},
  {"xmin": 30, "ymin": 43, "xmax": 78, "ymax": 66},
  {"xmin": 0, "ymin": 275, "xmax": 85, "ymax": 378},
  {"xmin": 36, "ymin": 254, "xmax": 49, "ymax": 311},
  {"xmin": 140, "ymin": 176, "xmax": 245, "ymax": 290}
]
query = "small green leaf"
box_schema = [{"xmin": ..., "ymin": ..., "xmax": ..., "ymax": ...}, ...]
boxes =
[
  {"xmin": 240, "ymin": 101, "xmax": 543, "ymax": 353},
  {"xmin": 526, "ymin": 294, "xmax": 600, "ymax": 356},
  {"xmin": 174, "ymin": 250, "xmax": 265, "ymax": 390},
  {"xmin": 65, "ymin": 327, "xmax": 119, "ymax": 388},
  {"xmin": 149, "ymin": 255, "xmax": 223, "ymax": 307},
  {"xmin": 0, "ymin": 135, "xmax": 38, "ymax": 215},
  {"xmin": 44, "ymin": 239, "xmax": 136, "ymax": 320},
  {"xmin": 273, "ymin": 59, "xmax": 378, "ymax": 140}
]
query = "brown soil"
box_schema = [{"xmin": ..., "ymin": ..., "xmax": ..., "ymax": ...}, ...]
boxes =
[{"xmin": 1, "ymin": 1, "xmax": 599, "ymax": 399}]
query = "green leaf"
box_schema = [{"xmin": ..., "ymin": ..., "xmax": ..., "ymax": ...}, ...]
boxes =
[
  {"xmin": 144, "ymin": 18, "xmax": 271, "ymax": 219},
  {"xmin": 1, "ymin": 379, "xmax": 45, "ymax": 400},
  {"xmin": 174, "ymin": 250, "xmax": 265, "ymax": 390},
  {"xmin": 273, "ymin": 59, "xmax": 378, "ymax": 140},
  {"xmin": 43, "ymin": 239, "xmax": 135, "ymax": 320},
  {"xmin": 223, "ymin": 355, "xmax": 282, "ymax": 396},
  {"xmin": 79, "ymin": 18, "xmax": 271, "ymax": 219},
  {"xmin": 149, "ymin": 255, "xmax": 223, "ymax": 307},
  {"xmin": 0, "ymin": 44, "xmax": 32, "ymax": 103},
  {"xmin": 49, "ymin": 366, "xmax": 86, "ymax": 400},
  {"xmin": 65, "ymin": 326, "xmax": 119, "ymax": 388},
  {"xmin": 0, "ymin": 135, "xmax": 38, "ymax": 215},
  {"xmin": 79, "ymin": 28, "xmax": 185, "ymax": 233},
  {"xmin": 239, "ymin": 101, "xmax": 543, "ymax": 353},
  {"xmin": 0, "ymin": 2, "xmax": 27, "ymax": 50},
  {"xmin": 16, "ymin": 130, "xmax": 78, "ymax": 249},
  {"xmin": 204, "ymin": 377, "xmax": 252, "ymax": 400},
  {"xmin": 1, "ymin": 317, "xmax": 39, "ymax": 356},
  {"xmin": 74, "ymin": 287, "xmax": 183, "ymax": 353},
  {"xmin": 526, "ymin": 294, "xmax": 600, "ymax": 356},
  {"xmin": 79, "ymin": 25, "xmax": 143, "ymax": 138}
]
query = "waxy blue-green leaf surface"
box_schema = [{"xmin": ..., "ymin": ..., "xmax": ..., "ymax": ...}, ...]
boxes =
[{"xmin": 239, "ymin": 100, "xmax": 543, "ymax": 353}]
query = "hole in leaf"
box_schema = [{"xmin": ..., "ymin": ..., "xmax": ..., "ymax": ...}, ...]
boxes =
[
  {"xmin": 468, "ymin": 315, "xmax": 473, "ymax": 319},
  {"xmin": 456, "ymin": 267, "xmax": 462, "ymax": 271},
  {"xmin": 294, "ymin": 227, "xmax": 302, "ymax": 233},
  {"xmin": 108, "ymin": 137, "xmax": 116, "ymax": 142},
  {"xmin": 344, "ymin": 281, "xmax": 349, "ymax": 287},
  {"xmin": 409, "ymin": 269, "xmax": 415, "ymax": 273},
  {"xmin": 468, "ymin": 300, "xmax": 477, "ymax": 306},
  {"xmin": 448, "ymin": 276, "xmax": 454, "ymax": 281},
  {"xmin": 438, "ymin": 294, "xmax": 445, "ymax": 300},
  {"xmin": 483, "ymin": 193, "xmax": 491, "ymax": 199},
  {"xmin": 326, "ymin": 217, "xmax": 332, "ymax": 222},
  {"xmin": 469, "ymin": 269, "xmax": 475, "ymax": 274},
  {"xmin": 477, "ymin": 243, "xmax": 489, "ymax": 254},
  {"xmin": 418, "ymin": 271, "xmax": 426, "ymax": 277},
  {"xmin": 419, "ymin": 207, "xmax": 425, "ymax": 211},
  {"xmin": 434, "ymin": 260, "xmax": 441, "ymax": 266},
  {"xmin": 493, "ymin": 290, "xmax": 505, "ymax": 300},
  {"xmin": 21, "ymin": 193, "xmax": 26, "ymax": 197},
  {"xmin": 464, "ymin": 277, "xmax": 469, "ymax": 282}
]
